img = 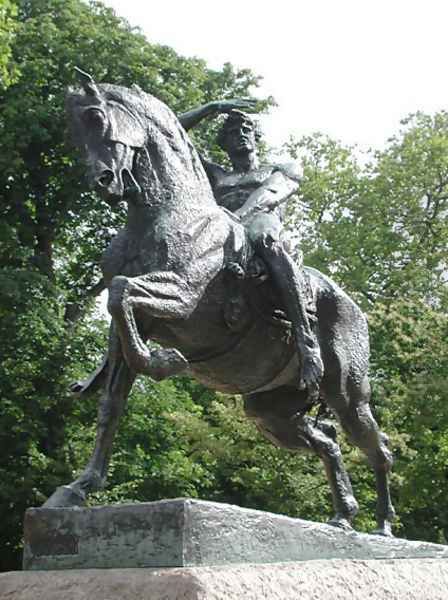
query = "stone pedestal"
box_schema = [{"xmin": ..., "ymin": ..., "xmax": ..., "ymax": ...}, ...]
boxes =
[
  {"xmin": 23, "ymin": 498, "xmax": 448, "ymax": 570},
  {"xmin": 5, "ymin": 499, "xmax": 448, "ymax": 599},
  {"xmin": 3, "ymin": 560, "xmax": 448, "ymax": 599}
]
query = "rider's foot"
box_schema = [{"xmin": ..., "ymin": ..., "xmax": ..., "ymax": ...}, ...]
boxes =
[
  {"xmin": 299, "ymin": 345, "xmax": 324, "ymax": 400},
  {"xmin": 246, "ymin": 256, "xmax": 268, "ymax": 280},
  {"xmin": 226, "ymin": 262, "xmax": 246, "ymax": 279}
]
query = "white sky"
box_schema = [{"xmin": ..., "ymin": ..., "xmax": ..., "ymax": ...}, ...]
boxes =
[{"xmin": 101, "ymin": 0, "xmax": 448, "ymax": 151}]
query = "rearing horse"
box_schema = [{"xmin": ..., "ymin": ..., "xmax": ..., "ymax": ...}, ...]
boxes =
[{"xmin": 44, "ymin": 73, "xmax": 395, "ymax": 536}]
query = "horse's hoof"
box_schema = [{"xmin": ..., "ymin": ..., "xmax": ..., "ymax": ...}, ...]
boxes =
[
  {"xmin": 42, "ymin": 485, "xmax": 86, "ymax": 508},
  {"xmin": 69, "ymin": 357, "xmax": 108, "ymax": 396},
  {"xmin": 327, "ymin": 516, "xmax": 354, "ymax": 531},
  {"xmin": 69, "ymin": 377, "xmax": 99, "ymax": 396},
  {"xmin": 69, "ymin": 380, "xmax": 86, "ymax": 394},
  {"xmin": 372, "ymin": 523, "xmax": 394, "ymax": 537},
  {"xmin": 318, "ymin": 420, "xmax": 338, "ymax": 441},
  {"xmin": 150, "ymin": 347, "xmax": 188, "ymax": 380}
]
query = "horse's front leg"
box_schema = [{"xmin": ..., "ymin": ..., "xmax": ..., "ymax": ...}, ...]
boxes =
[
  {"xmin": 107, "ymin": 272, "xmax": 196, "ymax": 379},
  {"xmin": 43, "ymin": 326, "xmax": 135, "ymax": 507}
]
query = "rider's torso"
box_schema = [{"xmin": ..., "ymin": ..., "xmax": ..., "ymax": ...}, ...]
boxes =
[{"xmin": 213, "ymin": 165, "xmax": 277, "ymax": 213}]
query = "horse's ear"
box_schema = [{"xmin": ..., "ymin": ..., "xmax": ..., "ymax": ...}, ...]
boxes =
[{"xmin": 74, "ymin": 66, "xmax": 101, "ymax": 98}]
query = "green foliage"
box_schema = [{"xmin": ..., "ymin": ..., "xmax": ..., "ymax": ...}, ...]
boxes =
[
  {"xmin": 0, "ymin": 0, "xmax": 18, "ymax": 89},
  {"xmin": 286, "ymin": 117, "xmax": 448, "ymax": 542},
  {"xmin": 0, "ymin": 266, "xmax": 107, "ymax": 569},
  {"xmin": 369, "ymin": 300, "xmax": 448, "ymax": 541},
  {"xmin": 68, "ymin": 383, "xmax": 332, "ymax": 524},
  {"xmin": 287, "ymin": 112, "xmax": 448, "ymax": 308}
]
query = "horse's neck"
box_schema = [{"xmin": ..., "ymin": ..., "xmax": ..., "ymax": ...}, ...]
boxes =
[
  {"xmin": 142, "ymin": 123, "xmax": 216, "ymax": 211},
  {"xmin": 126, "ymin": 140, "xmax": 217, "ymax": 239},
  {"xmin": 125, "ymin": 187, "xmax": 218, "ymax": 238}
]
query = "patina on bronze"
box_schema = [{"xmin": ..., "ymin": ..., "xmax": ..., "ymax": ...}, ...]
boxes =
[{"xmin": 44, "ymin": 69, "xmax": 395, "ymax": 537}]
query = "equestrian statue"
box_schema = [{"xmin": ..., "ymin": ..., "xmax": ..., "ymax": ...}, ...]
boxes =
[{"xmin": 44, "ymin": 70, "xmax": 395, "ymax": 536}]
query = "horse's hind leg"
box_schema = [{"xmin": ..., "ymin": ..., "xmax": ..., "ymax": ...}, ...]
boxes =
[
  {"xmin": 244, "ymin": 387, "xmax": 358, "ymax": 528},
  {"xmin": 299, "ymin": 415, "xmax": 359, "ymax": 529},
  {"xmin": 335, "ymin": 375, "xmax": 395, "ymax": 536},
  {"xmin": 43, "ymin": 327, "xmax": 136, "ymax": 507}
]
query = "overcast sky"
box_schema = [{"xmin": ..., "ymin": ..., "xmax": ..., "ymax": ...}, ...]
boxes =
[{"xmin": 101, "ymin": 0, "xmax": 448, "ymax": 150}]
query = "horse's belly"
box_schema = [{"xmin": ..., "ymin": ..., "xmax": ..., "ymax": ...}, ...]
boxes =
[{"xmin": 187, "ymin": 318, "xmax": 296, "ymax": 395}]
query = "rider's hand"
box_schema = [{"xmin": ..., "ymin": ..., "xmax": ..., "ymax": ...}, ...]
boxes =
[{"xmin": 212, "ymin": 98, "xmax": 258, "ymax": 114}]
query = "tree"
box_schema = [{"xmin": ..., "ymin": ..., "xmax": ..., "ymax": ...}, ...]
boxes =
[
  {"xmin": 369, "ymin": 299, "xmax": 448, "ymax": 542},
  {"xmin": 74, "ymin": 378, "xmax": 332, "ymax": 525},
  {"xmin": 286, "ymin": 113, "xmax": 448, "ymax": 307},
  {"xmin": 0, "ymin": 0, "xmax": 265, "ymax": 570},
  {"xmin": 285, "ymin": 114, "xmax": 448, "ymax": 541},
  {"xmin": 0, "ymin": 0, "xmax": 18, "ymax": 89}
]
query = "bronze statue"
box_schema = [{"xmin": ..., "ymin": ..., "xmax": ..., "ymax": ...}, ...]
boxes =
[
  {"xmin": 178, "ymin": 102, "xmax": 323, "ymax": 399},
  {"xmin": 44, "ymin": 71, "xmax": 395, "ymax": 536}
]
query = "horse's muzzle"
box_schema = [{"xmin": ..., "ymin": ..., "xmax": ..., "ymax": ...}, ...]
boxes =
[{"xmin": 94, "ymin": 168, "xmax": 141, "ymax": 203}]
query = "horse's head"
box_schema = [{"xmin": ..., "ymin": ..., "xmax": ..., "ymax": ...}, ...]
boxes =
[
  {"xmin": 67, "ymin": 69, "xmax": 147, "ymax": 204},
  {"xmin": 67, "ymin": 69, "xmax": 216, "ymax": 216}
]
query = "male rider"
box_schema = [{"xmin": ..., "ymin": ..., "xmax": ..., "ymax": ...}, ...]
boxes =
[{"xmin": 178, "ymin": 101, "xmax": 323, "ymax": 399}]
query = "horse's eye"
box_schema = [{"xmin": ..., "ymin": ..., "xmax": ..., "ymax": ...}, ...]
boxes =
[{"xmin": 83, "ymin": 108, "xmax": 107, "ymax": 130}]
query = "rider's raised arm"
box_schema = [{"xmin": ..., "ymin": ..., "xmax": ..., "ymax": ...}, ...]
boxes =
[
  {"xmin": 178, "ymin": 99, "xmax": 258, "ymax": 131},
  {"xmin": 235, "ymin": 162, "xmax": 302, "ymax": 222},
  {"xmin": 176, "ymin": 103, "xmax": 228, "ymax": 186},
  {"xmin": 178, "ymin": 102, "xmax": 220, "ymax": 131}
]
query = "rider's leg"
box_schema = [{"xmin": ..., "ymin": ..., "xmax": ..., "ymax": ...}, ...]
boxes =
[{"xmin": 247, "ymin": 213, "xmax": 323, "ymax": 398}]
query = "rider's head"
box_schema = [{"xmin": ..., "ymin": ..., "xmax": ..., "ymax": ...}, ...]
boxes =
[{"xmin": 217, "ymin": 110, "xmax": 261, "ymax": 158}]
